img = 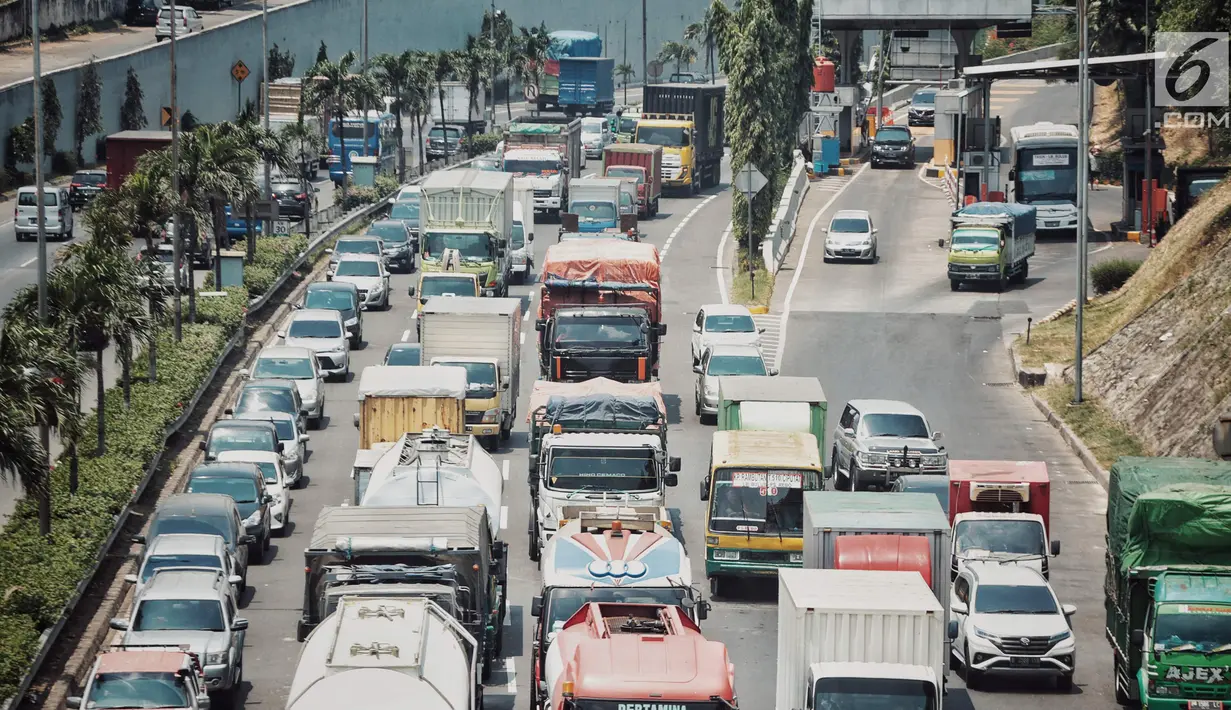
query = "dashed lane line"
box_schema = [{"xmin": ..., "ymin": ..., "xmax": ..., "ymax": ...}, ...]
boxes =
[
  {"xmin": 502, "ymin": 459, "xmax": 509, "ymax": 481},
  {"xmin": 660, "ymin": 193, "xmax": 720, "ymax": 260},
  {"xmin": 504, "ymin": 658, "xmax": 517, "ymax": 694},
  {"xmin": 401, "ymin": 329, "xmax": 411, "ymax": 342}
]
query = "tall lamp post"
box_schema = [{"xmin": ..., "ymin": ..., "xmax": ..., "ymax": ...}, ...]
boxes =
[
  {"xmin": 261, "ymin": 0, "xmax": 271, "ymax": 238},
  {"xmin": 170, "ymin": 0, "xmax": 183, "ymax": 342},
  {"xmin": 32, "ymin": 0, "xmax": 51, "ymax": 505},
  {"xmin": 1073, "ymin": 0, "xmax": 1090, "ymax": 402}
]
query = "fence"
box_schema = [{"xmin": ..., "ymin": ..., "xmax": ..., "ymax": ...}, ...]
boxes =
[{"xmin": 762, "ymin": 154, "xmax": 810, "ymax": 275}]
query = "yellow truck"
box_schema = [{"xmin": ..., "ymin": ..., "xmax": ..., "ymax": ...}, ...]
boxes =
[{"xmin": 636, "ymin": 84, "xmax": 726, "ymax": 194}]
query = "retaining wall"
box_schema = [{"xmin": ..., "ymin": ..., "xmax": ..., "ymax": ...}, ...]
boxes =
[
  {"xmin": 0, "ymin": 0, "xmax": 706, "ymax": 167},
  {"xmin": 0, "ymin": 0, "xmax": 126, "ymax": 44}
]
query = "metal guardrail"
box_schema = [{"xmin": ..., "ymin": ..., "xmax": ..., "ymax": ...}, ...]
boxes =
[
  {"xmin": 0, "ymin": 149, "xmax": 495, "ymax": 710},
  {"xmin": 763, "ymin": 155, "xmax": 810, "ymax": 274}
]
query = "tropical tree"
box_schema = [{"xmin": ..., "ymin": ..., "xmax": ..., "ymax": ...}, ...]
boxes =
[
  {"xmin": 120, "ymin": 67, "xmax": 147, "ymax": 131},
  {"xmin": 481, "ymin": 9, "xmax": 516, "ymax": 119},
  {"xmin": 615, "ymin": 62, "xmax": 636, "ymax": 104},
  {"xmin": 302, "ymin": 51, "xmax": 370, "ymax": 203},
  {"xmin": 461, "ymin": 36, "xmax": 498, "ymax": 124},
  {"xmin": 75, "ymin": 60, "xmax": 103, "ymax": 165},
  {"xmin": 41, "ymin": 77, "xmax": 62, "ymax": 161},
  {"xmin": 403, "ymin": 51, "xmax": 436, "ymax": 172},
  {"xmin": 684, "ymin": 12, "xmax": 719, "ymax": 81},
  {"xmin": 372, "ymin": 51, "xmax": 415, "ymax": 181},
  {"xmin": 512, "ymin": 24, "xmax": 551, "ymax": 116}
]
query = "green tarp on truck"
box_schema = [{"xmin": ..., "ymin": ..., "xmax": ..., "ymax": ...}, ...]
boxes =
[{"xmin": 1107, "ymin": 456, "xmax": 1231, "ymax": 557}]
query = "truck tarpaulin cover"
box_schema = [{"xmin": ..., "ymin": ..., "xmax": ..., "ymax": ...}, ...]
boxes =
[
  {"xmin": 545, "ymin": 394, "xmax": 662, "ymax": 429},
  {"xmin": 509, "ymin": 123, "xmax": 566, "ymax": 135},
  {"xmin": 1107, "ymin": 457, "xmax": 1231, "ymax": 557},
  {"xmin": 525, "ymin": 378, "xmax": 666, "ymax": 422},
  {"xmin": 952, "ymin": 201, "xmax": 1036, "ymax": 236},
  {"xmin": 547, "ymin": 30, "xmax": 602, "ymax": 59},
  {"xmin": 1120, "ymin": 484, "xmax": 1231, "ymax": 572},
  {"xmin": 539, "ymin": 240, "xmax": 660, "ymax": 317}
]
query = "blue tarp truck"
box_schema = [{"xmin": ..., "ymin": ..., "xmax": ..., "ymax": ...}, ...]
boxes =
[
  {"xmin": 537, "ymin": 31, "xmax": 603, "ymax": 112},
  {"xmin": 947, "ymin": 201, "xmax": 1036, "ymax": 292},
  {"xmin": 558, "ymin": 57, "xmax": 616, "ymax": 117}
]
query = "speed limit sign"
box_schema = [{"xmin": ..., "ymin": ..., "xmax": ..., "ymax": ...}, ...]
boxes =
[{"xmin": 273, "ymin": 220, "xmax": 291, "ymax": 235}]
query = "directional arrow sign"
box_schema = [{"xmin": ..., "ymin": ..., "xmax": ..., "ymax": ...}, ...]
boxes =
[
  {"xmin": 734, "ymin": 162, "xmax": 768, "ymax": 197},
  {"xmin": 161, "ymin": 106, "xmax": 173, "ymax": 127}
]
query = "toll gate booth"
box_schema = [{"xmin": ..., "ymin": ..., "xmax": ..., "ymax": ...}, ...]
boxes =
[{"xmin": 935, "ymin": 81, "xmax": 1003, "ymax": 200}]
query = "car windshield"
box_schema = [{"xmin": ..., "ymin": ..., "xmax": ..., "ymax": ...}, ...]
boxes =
[
  {"xmin": 861, "ymin": 413, "xmax": 929, "ymax": 438},
  {"xmin": 706, "ymin": 355, "xmax": 766, "ymax": 377},
  {"xmin": 545, "ymin": 587, "xmax": 691, "ymax": 635},
  {"xmin": 554, "ymin": 317, "xmax": 646, "ymax": 346},
  {"xmin": 1153, "ymin": 603, "xmax": 1231, "ymax": 651},
  {"xmin": 504, "ymin": 158, "xmax": 560, "ymax": 175},
  {"xmin": 877, "ymin": 128, "xmax": 911, "ymax": 144},
  {"xmin": 252, "ymin": 356, "xmax": 314, "ymax": 379},
  {"xmin": 271, "ymin": 183, "xmax": 300, "ymax": 194},
  {"xmin": 209, "ymin": 427, "xmax": 277, "ymax": 454},
  {"xmin": 335, "ymin": 240, "xmax": 380, "ymax": 255},
  {"xmin": 829, "ymin": 217, "xmax": 869, "ymax": 233},
  {"xmin": 150, "ymin": 514, "xmax": 232, "ymax": 543},
  {"xmin": 708, "ymin": 468, "xmax": 821, "ymax": 535},
  {"xmin": 288, "ymin": 318, "xmax": 342, "ymax": 338},
  {"xmin": 385, "ymin": 346, "xmax": 421, "ymax": 366},
  {"xmin": 133, "ymin": 599, "xmax": 225, "ymax": 632},
  {"xmin": 705, "ymin": 314, "xmax": 756, "ymax": 333},
  {"xmin": 606, "ymin": 167, "xmax": 644, "ymax": 182},
  {"xmin": 305, "ymin": 289, "xmax": 356, "ymax": 313},
  {"xmin": 421, "ymin": 276, "xmax": 477, "ymax": 297},
  {"xmin": 618, "ymin": 117, "xmax": 638, "ymax": 133},
  {"xmin": 951, "ymin": 228, "xmax": 1000, "ymax": 251},
  {"xmin": 74, "ymin": 172, "xmax": 106, "ymax": 186},
  {"xmin": 186, "ymin": 477, "xmax": 259, "ymax": 504},
  {"xmin": 511, "ymin": 222, "xmax": 525, "ymax": 250},
  {"xmin": 367, "ymin": 224, "xmax": 408, "ymax": 243},
  {"xmin": 429, "ymin": 127, "xmax": 462, "ymax": 139},
  {"xmin": 913, "ymin": 91, "xmax": 936, "ymax": 105},
  {"xmin": 423, "ymin": 232, "xmax": 492, "ymax": 260},
  {"xmin": 438, "ymin": 360, "xmax": 498, "ymax": 397},
  {"xmin": 637, "ymin": 125, "xmax": 687, "ymax": 147},
  {"xmin": 335, "ymin": 260, "xmax": 381, "ymax": 277},
  {"xmin": 249, "ymin": 418, "xmax": 295, "ymax": 440},
  {"xmin": 954, "ymin": 519, "xmax": 1046, "ymax": 556},
  {"xmin": 574, "ymin": 201, "xmax": 617, "ymax": 222},
  {"xmin": 973, "ymin": 584, "xmax": 1058, "ymax": 614},
  {"xmin": 814, "ymin": 678, "xmax": 936, "ymax": 710},
  {"xmin": 88, "ymin": 672, "xmax": 191, "ymax": 709},
  {"xmin": 581, "ymin": 120, "xmax": 604, "ymax": 134},
  {"xmin": 390, "ymin": 202, "xmax": 419, "ymax": 225},
  {"xmin": 547, "ymin": 447, "xmax": 658, "ymax": 492},
  {"xmin": 141, "ymin": 554, "xmax": 222, "ymax": 582},
  {"xmin": 251, "ymin": 461, "xmax": 279, "ymax": 484}
]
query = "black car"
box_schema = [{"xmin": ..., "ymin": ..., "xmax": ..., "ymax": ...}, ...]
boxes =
[
  {"xmin": 125, "ymin": 0, "xmax": 159, "ymax": 25},
  {"xmin": 69, "ymin": 170, "xmax": 107, "ymax": 210},
  {"xmin": 870, "ymin": 126, "xmax": 916, "ymax": 169},
  {"xmin": 137, "ymin": 493, "xmax": 254, "ymax": 588},
  {"xmin": 907, "ymin": 89, "xmax": 937, "ymax": 127},
  {"xmin": 383, "ymin": 343, "xmax": 422, "ymax": 366},
  {"xmin": 185, "ymin": 463, "xmax": 271, "ymax": 559},
  {"xmin": 271, "ymin": 180, "xmax": 316, "ymax": 221},
  {"xmin": 302, "ymin": 281, "xmax": 363, "ymax": 347},
  {"xmin": 365, "ymin": 219, "xmax": 416, "ymax": 273}
]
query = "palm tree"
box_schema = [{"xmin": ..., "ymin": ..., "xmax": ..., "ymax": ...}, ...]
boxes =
[
  {"xmin": 372, "ymin": 51, "xmax": 414, "ymax": 181},
  {"xmin": 516, "ymin": 24, "xmax": 551, "ymax": 111},
  {"xmin": 461, "ymin": 36, "xmax": 497, "ymax": 125},
  {"xmin": 404, "ymin": 51, "xmax": 436, "ymax": 172},
  {"xmin": 303, "ymin": 51, "xmax": 364, "ymax": 203},
  {"xmin": 481, "ymin": 9, "xmax": 516, "ymax": 120},
  {"xmin": 432, "ymin": 51, "xmax": 461, "ymax": 161},
  {"xmin": 684, "ymin": 10, "xmax": 719, "ymax": 82},
  {"xmin": 615, "ymin": 62, "xmax": 636, "ymax": 104},
  {"xmin": 658, "ymin": 41, "xmax": 697, "ymax": 75}
]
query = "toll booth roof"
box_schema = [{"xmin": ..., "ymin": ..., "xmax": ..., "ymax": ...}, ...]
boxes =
[{"xmin": 949, "ymin": 460, "xmax": 1048, "ymax": 484}]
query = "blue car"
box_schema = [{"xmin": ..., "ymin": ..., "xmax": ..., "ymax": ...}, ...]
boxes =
[{"xmin": 224, "ymin": 205, "xmax": 264, "ymax": 242}]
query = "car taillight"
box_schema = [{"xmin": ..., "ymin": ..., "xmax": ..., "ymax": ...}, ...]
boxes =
[
  {"xmin": 70, "ymin": 183, "xmax": 81, "ymax": 188},
  {"xmin": 296, "ymin": 193, "xmax": 306, "ymax": 200}
]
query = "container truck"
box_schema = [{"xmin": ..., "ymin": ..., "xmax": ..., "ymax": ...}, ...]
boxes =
[
  {"xmin": 948, "ymin": 459, "xmax": 1050, "ymax": 534},
  {"xmin": 420, "ymin": 296, "xmax": 522, "ymax": 448},
  {"xmin": 105, "ymin": 131, "xmax": 173, "ymax": 190},
  {"xmin": 1105, "ymin": 456, "xmax": 1231, "ymax": 707},
  {"xmin": 776, "ymin": 568, "xmax": 950, "ymax": 710},
  {"xmin": 603, "ymin": 143, "xmax": 662, "ymax": 217},
  {"xmin": 420, "ymin": 169, "xmax": 514, "ymax": 297},
  {"xmin": 502, "ymin": 118, "xmax": 584, "ymax": 174},
  {"xmin": 560, "ymin": 177, "xmax": 638, "ymax": 237},
  {"xmin": 535, "ymin": 30, "xmax": 603, "ymax": 112},
  {"xmin": 286, "ymin": 596, "xmax": 479, "ymax": 710},
  {"xmin": 716, "ymin": 376, "xmax": 827, "ymax": 458},
  {"xmin": 637, "ymin": 84, "xmax": 726, "ymax": 194},
  {"xmin": 558, "ymin": 57, "xmax": 616, "ymax": 117},
  {"xmin": 947, "ymin": 201, "xmax": 1036, "ymax": 292}
]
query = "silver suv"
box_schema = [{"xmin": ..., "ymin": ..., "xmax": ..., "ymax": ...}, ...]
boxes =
[
  {"xmin": 830, "ymin": 399, "xmax": 946, "ymax": 491},
  {"xmin": 110, "ymin": 568, "xmax": 248, "ymax": 699}
]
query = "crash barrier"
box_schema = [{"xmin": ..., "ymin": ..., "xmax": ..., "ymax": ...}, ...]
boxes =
[
  {"xmin": 763, "ymin": 154, "xmax": 810, "ymax": 275},
  {"xmin": 943, "ymin": 165, "xmax": 960, "ymax": 208},
  {"xmin": 1, "ymin": 150, "xmax": 494, "ymax": 710}
]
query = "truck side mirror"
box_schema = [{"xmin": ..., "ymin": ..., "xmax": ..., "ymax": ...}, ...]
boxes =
[
  {"xmin": 843, "ymin": 427, "xmax": 855, "ymax": 437},
  {"xmin": 1131, "ymin": 629, "xmax": 1145, "ymax": 648},
  {"xmin": 239, "ymin": 535, "xmax": 255, "ymax": 545},
  {"xmin": 1051, "ymin": 540, "xmax": 1061, "ymax": 556},
  {"xmin": 501, "ymin": 376, "xmax": 511, "ymax": 390},
  {"xmin": 693, "ymin": 364, "xmax": 703, "ymax": 374},
  {"xmin": 535, "ymin": 320, "xmax": 546, "ymax": 332},
  {"xmin": 407, "ymin": 286, "xmax": 416, "ymax": 297},
  {"xmin": 699, "ymin": 475, "xmax": 711, "ymax": 501},
  {"xmin": 669, "ymin": 456, "xmax": 681, "ymax": 472},
  {"xmin": 531, "ymin": 596, "xmax": 543, "ymax": 617},
  {"xmin": 697, "ymin": 600, "xmax": 710, "ymax": 621},
  {"xmin": 497, "ymin": 248, "xmax": 507, "ymax": 258},
  {"xmin": 224, "ymin": 408, "xmax": 234, "ymax": 415},
  {"xmin": 1008, "ymin": 169, "xmax": 1016, "ymax": 182},
  {"xmin": 132, "ymin": 534, "xmax": 147, "ymax": 544},
  {"xmin": 664, "ymin": 473, "xmax": 679, "ymax": 487},
  {"xmin": 947, "ymin": 620, "xmax": 959, "ymax": 640},
  {"xmin": 657, "ymin": 323, "xmax": 667, "ymax": 336},
  {"xmin": 950, "ymin": 601, "xmax": 968, "ymax": 616},
  {"xmin": 233, "ymin": 618, "xmax": 249, "ymax": 631}
]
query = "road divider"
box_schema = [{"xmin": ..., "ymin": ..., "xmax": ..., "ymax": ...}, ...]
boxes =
[{"xmin": 762, "ymin": 155, "xmax": 811, "ymax": 275}]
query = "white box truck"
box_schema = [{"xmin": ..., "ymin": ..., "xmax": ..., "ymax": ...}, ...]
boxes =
[
  {"xmin": 510, "ymin": 178, "xmax": 535, "ymax": 284},
  {"xmin": 421, "ymin": 170, "xmax": 514, "ymax": 297},
  {"xmin": 430, "ymin": 81, "xmax": 483, "ymax": 125},
  {"xmin": 420, "ymin": 296, "xmax": 522, "ymax": 448},
  {"xmin": 776, "ymin": 568, "xmax": 952, "ymax": 710},
  {"xmin": 286, "ymin": 596, "xmax": 479, "ymax": 710}
]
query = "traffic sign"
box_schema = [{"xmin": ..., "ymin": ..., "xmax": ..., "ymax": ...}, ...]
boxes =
[
  {"xmin": 734, "ymin": 162, "xmax": 768, "ymax": 197},
  {"xmin": 160, "ymin": 106, "xmax": 173, "ymax": 127},
  {"xmin": 524, "ymin": 83, "xmax": 539, "ymax": 101},
  {"xmin": 273, "ymin": 220, "xmax": 291, "ymax": 235},
  {"xmin": 231, "ymin": 60, "xmax": 250, "ymax": 83},
  {"xmin": 253, "ymin": 199, "xmax": 278, "ymax": 220},
  {"xmin": 647, "ymin": 60, "xmax": 663, "ymax": 79}
]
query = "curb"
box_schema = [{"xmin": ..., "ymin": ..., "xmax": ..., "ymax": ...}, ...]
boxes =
[
  {"xmin": 1007, "ymin": 299, "xmax": 1084, "ymax": 386},
  {"xmin": 1029, "ymin": 392, "xmax": 1110, "ymax": 489}
]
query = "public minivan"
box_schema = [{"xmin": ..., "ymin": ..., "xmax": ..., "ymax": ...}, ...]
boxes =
[{"xmin": 15, "ymin": 186, "xmax": 73, "ymax": 241}]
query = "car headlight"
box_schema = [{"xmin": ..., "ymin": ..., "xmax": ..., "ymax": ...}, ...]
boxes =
[
  {"xmin": 205, "ymin": 652, "xmax": 226, "ymax": 665},
  {"xmin": 1049, "ymin": 629, "xmax": 1072, "ymax": 643},
  {"xmin": 789, "ymin": 552, "xmax": 803, "ymax": 563},
  {"xmin": 242, "ymin": 510, "xmax": 262, "ymax": 527},
  {"xmin": 345, "ymin": 317, "xmax": 358, "ymax": 327},
  {"xmin": 921, "ymin": 454, "xmax": 947, "ymax": 467},
  {"xmin": 856, "ymin": 451, "xmax": 888, "ymax": 466},
  {"xmin": 481, "ymin": 408, "xmax": 500, "ymax": 423},
  {"xmin": 370, "ymin": 281, "xmax": 385, "ymax": 293},
  {"xmin": 1150, "ymin": 682, "xmax": 1182, "ymax": 697},
  {"xmin": 713, "ymin": 550, "xmax": 740, "ymax": 561},
  {"xmin": 973, "ymin": 627, "xmax": 999, "ymax": 641},
  {"xmin": 704, "ymin": 383, "xmax": 718, "ymax": 395}
]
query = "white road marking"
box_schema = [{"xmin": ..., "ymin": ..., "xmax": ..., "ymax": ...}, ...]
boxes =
[
  {"xmin": 504, "ymin": 610, "xmax": 512, "ymax": 626},
  {"xmin": 500, "ymin": 505, "xmax": 508, "ymax": 530},
  {"xmin": 715, "ymin": 221, "xmax": 734, "ymax": 303},
  {"xmin": 505, "ymin": 657, "xmax": 517, "ymax": 693},
  {"xmin": 502, "ymin": 459, "xmax": 509, "ymax": 481},
  {"xmin": 519, "ymin": 331, "xmax": 526, "ymax": 345},
  {"xmin": 661, "ymin": 193, "xmax": 720, "ymax": 257},
  {"xmin": 583, "ymin": 172, "xmax": 596, "ymax": 178},
  {"xmin": 410, "ymin": 310, "xmax": 418, "ymax": 320},
  {"xmin": 523, "ymin": 308, "xmax": 532, "ymax": 322},
  {"xmin": 20, "ymin": 256, "xmax": 36, "ymax": 267},
  {"xmin": 778, "ymin": 163, "xmax": 870, "ymax": 367},
  {"xmin": 401, "ymin": 329, "xmax": 411, "ymax": 342}
]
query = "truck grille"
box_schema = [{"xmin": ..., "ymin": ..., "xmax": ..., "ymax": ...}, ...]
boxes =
[
  {"xmin": 533, "ymin": 189, "xmax": 553, "ymax": 198},
  {"xmin": 559, "ymin": 357, "xmax": 642, "ymax": 382},
  {"xmin": 465, "ymin": 411, "xmax": 484, "ymax": 425},
  {"xmin": 992, "ymin": 636, "xmax": 1056, "ymax": 656},
  {"xmin": 974, "ymin": 489, "xmax": 1026, "ymax": 504},
  {"xmin": 740, "ymin": 551, "xmax": 794, "ymax": 563},
  {"xmin": 661, "ymin": 167, "xmax": 681, "ymax": 180}
]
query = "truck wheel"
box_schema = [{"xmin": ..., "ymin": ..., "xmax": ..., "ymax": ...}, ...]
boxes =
[
  {"xmin": 475, "ymin": 685, "xmax": 485, "ymax": 710},
  {"xmin": 1113, "ymin": 667, "xmax": 1133, "ymax": 705},
  {"xmin": 528, "ymin": 521, "xmax": 541, "ymax": 561},
  {"xmin": 950, "ymin": 279, "xmax": 960, "ymax": 292},
  {"xmin": 483, "ymin": 435, "xmax": 500, "ymax": 451},
  {"xmin": 295, "ymin": 621, "xmax": 308, "ymax": 642},
  {"xmin": 1017, "ymin": 260, "xmax": 1029, "ymax": 284},
  {"xmin": 997, "ymin": 271, "xmax": 1007, "ymax": 293},
  {"xmin": 709, "ymin": 575, "xmax": 722, "ymax": 599},
  {"xmin": 481, "ymin": 655, "xmax": 494, "ymax": 682}
]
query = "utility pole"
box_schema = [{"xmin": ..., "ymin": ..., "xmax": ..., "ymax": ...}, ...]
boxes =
[
  {"xmin": 261, "ymin": 0, "xmax": 271, "ymax": 239},
  {"xmin": 623, "ymin": 22, "xmax": 629, "ymax": 104},
  {"xmin": 361, "ymin": 0, "xmax": 368, "ymax": 164},
  {"xmin": 745, "ymin": 163, "xmax": 755, "ymax": 301},
  {"xmin": 641, "ymin": 0, "xmax": 647, "ymax": 90},
  {"xmin": 170, "ymin": 0, "xmax": 183, "ymax": 343},
  {"xmin": 1073, "ymin": 0, "xmax": 1089, "ymax": 402},
  {"xmin": 33, "ymin": 0, "xmax": 51, "ymax": 531},
  {"xmin": 488, "ymin": 2, "xmax": 497, "ymax": 134},
  {"xmin": 1143, "ymin": 0, "xmax": 1154, "ymax": 247}
]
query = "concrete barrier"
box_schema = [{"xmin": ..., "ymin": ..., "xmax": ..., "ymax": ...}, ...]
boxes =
[{"xmin": 762, "ymin": 154, "xmax": 809, "ymax": 275}]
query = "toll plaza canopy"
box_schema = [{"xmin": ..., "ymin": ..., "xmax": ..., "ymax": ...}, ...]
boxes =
[{"xmin": 963, "ymin": 51, "xmax": 1164, "ymax": 82}]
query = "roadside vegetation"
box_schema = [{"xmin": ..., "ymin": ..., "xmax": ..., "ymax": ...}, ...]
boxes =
[{"xmin": 1040, "ymin": 383, "xmax": 1147, "ymax": 469}]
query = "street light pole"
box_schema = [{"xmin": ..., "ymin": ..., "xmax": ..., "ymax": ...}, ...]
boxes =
[
  {"xmin": 262, "ymin": 0, "xmax": 271, "ymax": 239},
  {"xmin": 1073, "ymin": 0, "xmax": 1089, "ymax": 402},
  {"xmin": 361, "ymin": 0, "xmax": 368, "ymax": 161},
  {"xmin": 641, "ymin": 0, "xmax": 647, "ymax": 89},
  {"xmin": 170, "ymin": 0, "xmax": 183, "ymax": 342},
  {"xmin": 488, "ymin": 2, "xmax": 497, "ymax": 134},
  {"xmin": 744, "ymin": 163, "xmax": 755, "ymax": 302},
  {"xmin": 32, "ymin": 0, "xmax": 46, "ymax": 326}
]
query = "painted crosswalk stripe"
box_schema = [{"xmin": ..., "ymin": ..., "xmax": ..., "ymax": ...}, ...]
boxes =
[
  {"xmin": 401, "ymin": 329, "xmax": 411, "ymax": 342},
  {"xmin": 505, "ymin": 658, "xmax": 517, "ymax": 694},
  {"xmin": 502, "ymin": 459, "xmax": 509, "ymax": 481}
]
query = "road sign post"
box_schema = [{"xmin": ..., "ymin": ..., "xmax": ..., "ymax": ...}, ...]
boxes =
[
  {"xmin": 253, "ymin": 199, "xmax": 278, "ymax": 221},
  {"xmin": 231, "ymin": 60, "xmax": 249, "ymax": 115},
  {"xmin": 161, "ymin": 106, "xmax": 174, "ymax": 128},
  {"xmin": 734, "ymin": 162, "xmax": 768, "ymax": 301}
]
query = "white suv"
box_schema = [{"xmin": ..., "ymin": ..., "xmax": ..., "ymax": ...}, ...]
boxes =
[{"xmin": 951, "ymin": 561, "xmax": 1077, "ymax": 691}]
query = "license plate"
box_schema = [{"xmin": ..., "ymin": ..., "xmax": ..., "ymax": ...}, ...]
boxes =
[
  {"xmin": 1045, "ymin": 221, "xmax": 1059, "ymax": 227},
  {"xmin": 1009, "ymin": 657, "xmax": 1041, "ymax": 668},
  {"xmin": 1191, "ymin": 702, "xmax": 1223, "ymax": 710}
]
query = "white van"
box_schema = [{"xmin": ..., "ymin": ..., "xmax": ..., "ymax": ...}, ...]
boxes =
[
  {"xmin": 510, "ymin": 179, "xmax": 535, "ymax": 284},
  {"xmin": 15, "ymin": 186, "xmax": 73, "ymax": 241}
]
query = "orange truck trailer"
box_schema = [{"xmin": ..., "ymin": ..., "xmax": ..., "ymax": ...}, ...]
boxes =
[
  {"xmin": 542, "ymin": 602, "xmax": 737, "ymax": 710},
  {"xmin": 948, "ymin": 460, "xmax": 1051, "ymax": 535},
  {"xmin": 603, "ymin": 144, "xmax": 663, "ymax": 218}
]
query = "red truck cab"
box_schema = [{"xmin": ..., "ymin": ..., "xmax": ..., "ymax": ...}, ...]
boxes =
[
  {"xmin": 602, "ymin": 143, "xmax": 663, "ymax": 218},
  {"xmin": 949, "ymin": 460, "xmax": 1051, "ymax": 535}
]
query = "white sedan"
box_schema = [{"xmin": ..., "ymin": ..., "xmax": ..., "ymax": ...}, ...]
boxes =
[
  {"xmin": 214, "ymin": 451, "xmax": 293, "ymax": 536},
  {"xmin": 822, "ymin": 209, "xmax": 878, "ymax": 263},
  {"xmin": 690, "ymin": 304, "xmax": 763, "ymax": 366}
]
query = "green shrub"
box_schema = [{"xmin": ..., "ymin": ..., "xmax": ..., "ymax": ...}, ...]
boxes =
[
  {"xmin": 0, "ymin": 322, "xmax": 230, "ymax": 699},
  {"xmin": 342, "ymin": 186, "xmax": 381, "ymax": 211},
  {"xmin": 195, "ymin": 287, "xmax": 248, "ymax": 332},
  {"xmin": 374, "ymin": 174, "xmax": 400, "ymax": 197},
  {"xmin": 1090, "ymin": 257, "xmax": 1141, "ymax": 295},
  {"xmin": 462, "ymin": 132, "xmax": 501, "ymax": 156}
]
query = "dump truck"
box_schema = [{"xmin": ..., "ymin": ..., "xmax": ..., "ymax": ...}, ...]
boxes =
[
  {"xmin": 1105, "ymin": 456, "xmax": 1231, "ymax": 707},
  {"xmin": 352, "ymin": 365, "xmax": 467, "ymax": 448},
  {"xmin": 557, "ymin": 57, "xmax": 616, "ymax": 117},
  {"xmin": 603, "ymin": 143, "xmax": 663, "ymax": 217},
  {"xmin": 106, "ymin": 131, "xmax": 173, "ymax": 190},
  {"xmin": 286, "ymin": 596, "xmax": 479, "ymax": 710},
  {"xmin": 420, "ymin": 296, "xmax": 522, "ymax": 448},
  {"xmin": 949, "ymin": 460, "xmax": 1051, "ymax": 535},
  {"xmin": 420, "ymin": 169, "xmax": 514, "ymax": 297},
  {"xmin": 777, "ymin": 569, "xmax": 950, "ymax": 710},
  {"xmin": 947, "ymin": 201, "xmax": 1036, "ymax": 292},
  {"xmin": 534, "ymin": 30, "xmax": 603, "ymax": 112},
  {"xmin": 716, "ymin": 375, "xmax": 827, "ymax": 458},
  {"xmin": 537, "ymin": 240, "xmax": 664, "ymax": 382},
  {"xmin": 298, "ymin": 506, "xmax": 507, "ymax": 682},
  {"xmin": 544, "ymin": 602, "xmax": 737, "ymax": 710},
  {"xmin": 637, "ymin": 84, "xmax": 726, "ymax": 194},
  {"xmin": 559, "ymin": 176, "xmax": 638, "ymax": 238}
]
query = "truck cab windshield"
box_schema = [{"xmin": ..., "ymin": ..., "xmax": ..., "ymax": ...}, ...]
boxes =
[
  {"xmin": 951, "ymin": 229, "xmax": 1000, "ymax": 251},
  {"xmin": 89, "ymin": 672, "xmax": 191, "ymax": 710},
  {"xmin": 814, "ymin": 678, "xmax": 936, "ymax": 710},
  {"xmin": 421, "ymin": 276, "xmax": 477, "ymax": 296},
  {"xmin": 954, "ymin": 519, "xmax": 1046, "ymax": 556},
  {"xmin": 547, "ymin": 447, "xmax": 657, "ymax": 492},
  {"xmin": 440, "ymin": 361, "xmax": 498, "ymax": 397},
  {"xmin": 423, "ymin": 232, "xmax": 493, "ymax": 260},
  {"xmin": 555, "ymin": 317, "xmax": 646, "ymax": 347},
  {"xmin": 606, "ymin": 167, "xmax": 644, "ymax": 183},
  {"xmin": 708, "ymin": 468, "xmax": 820, "ymax": 535},
  {"xmin": 637, "ymin": 125, "xmax": 688, "ymax": 147},
  {"xmin": 1153, "ymin": 603, "xmax": 1231, "ymax": 652},
  {"xmin": 1016, "ymin": 148, "xmax": 1078, "ymax": 202},
  {"xmin": 545, "ymin": 587, "xmax": 691, "ymax": 635},
  {"xmin": 575, "ymin": 201, "xmax": 617, "ymax": 222},
  {"xmin": 618, "ymin": 117, "xmax": 639, "ymax": 133},
  {"xmin": 504, "ymin": 159, "xmax": 559, "ymax": 175}
]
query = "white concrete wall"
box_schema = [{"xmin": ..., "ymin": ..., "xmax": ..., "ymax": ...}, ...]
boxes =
[{"xmin": 0, "ymin": 0, "xmax": 126, "ymax": 44}]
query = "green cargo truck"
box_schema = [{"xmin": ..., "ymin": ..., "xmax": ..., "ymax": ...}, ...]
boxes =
[
  {"xmin": 1106, "ymin": 456, "xmax": 1231, "ymax": 707},
  {"xmin": 716, "ymin": 376, "xmax": 826, "ymax": 457},
  {"xmin": 948, "ymin": 202, "xmax": 1036, "ymax": 293}
]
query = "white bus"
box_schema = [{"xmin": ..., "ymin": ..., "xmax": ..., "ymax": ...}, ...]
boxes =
[{"xmin": 1008, "ymin": 122, "xmax": 1080, "ymax": 234}]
